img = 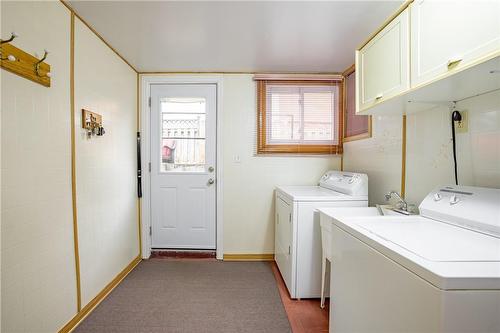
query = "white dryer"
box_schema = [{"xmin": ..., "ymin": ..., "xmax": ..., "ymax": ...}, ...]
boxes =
[{"xmin": 274, "ymin": 170, "xmax": 368, "ymax": 299}]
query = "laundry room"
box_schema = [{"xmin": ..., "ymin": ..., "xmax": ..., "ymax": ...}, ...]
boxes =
[{"xmin": 1, "ymin": 1, "xmax": 499, "ymax": 333}]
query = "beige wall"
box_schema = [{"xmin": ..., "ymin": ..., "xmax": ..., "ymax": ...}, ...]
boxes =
[
  {"xmin": 344, "ymin": 91, "xmax": 500, "ymax": 208},
  {"xmin": 74, "ymin": 19, "xmax": 139, "ymax": 307},
  {"xmin": 221, "ymin": 75, "xmax": 341, "ymax": 254},
  {"xmin": 1, "ymin": 1, "xmax": 139, "ymax": 332},
  {"xmin": 140, "ymin": 74, "xmax": 340, "ymax": 255},
  {"xmin": 1, "ymin": 2, "xmax": 77, "ymax": 332}
]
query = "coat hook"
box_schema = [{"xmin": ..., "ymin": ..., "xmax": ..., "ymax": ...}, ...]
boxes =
[
  {"xmin": 35, "ymin": 49, "xmax": 51, "ymax": 78},
  {"xmin": 0, "ymin": 32, "xmax": 18, "ymax": 45},
  {"xmin": 0, "ymin": 32, "xmax": 18, "ymax": 61}
]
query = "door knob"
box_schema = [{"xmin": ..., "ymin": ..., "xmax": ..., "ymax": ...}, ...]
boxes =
[
  {"xmin": 208, "ymin": 178, "xmax": 215, "ymax": 185},
  {"xmin": 208, "ymin": 166, "xmax": 214, "ymax": 172}
]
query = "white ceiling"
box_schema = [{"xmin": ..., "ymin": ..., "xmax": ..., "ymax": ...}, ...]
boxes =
[{"xmin": 69, "ymin": 1, "xmax": 403, "ymax": 73}]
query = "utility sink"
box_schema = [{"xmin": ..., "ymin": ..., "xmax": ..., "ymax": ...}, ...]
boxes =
[
  {"xmin": 317, "ymin": 205, "xmax": 407, "ymax": 218},
  {"xmin": 318, "ymin": 206, "xmax": 410, "ymax": 262}
]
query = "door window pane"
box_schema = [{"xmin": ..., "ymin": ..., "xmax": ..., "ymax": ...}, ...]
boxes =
[{"xmin": 160, "ymin": 97, "xmax": 206, "ymax": 172}]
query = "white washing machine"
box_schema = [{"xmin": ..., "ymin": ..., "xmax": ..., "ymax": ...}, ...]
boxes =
[
  {"xmin": 274, "ymin": 170, "xmax": 368, "ymax": 299},
  {"xmin": 321, "ymin": 185, "xmax": 500, "ymax": 333}
]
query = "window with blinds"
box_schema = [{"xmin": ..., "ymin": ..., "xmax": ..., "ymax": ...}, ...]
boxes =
[
  {"xmin": 343, "ymin": 66, "xmax": 371, "ymax": 141},
  {"xmin": 256, "ymin": 80, "xmax": 343, "ymax": 154}
]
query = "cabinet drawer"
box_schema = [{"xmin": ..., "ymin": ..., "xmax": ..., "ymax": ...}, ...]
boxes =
[
  {"xmin": 410, "ymin": 0, "xmax": 500, "ymax": 88},
  {"xmin": 356, "ymin": 7, "xmax": 410, "ymax": 112}
]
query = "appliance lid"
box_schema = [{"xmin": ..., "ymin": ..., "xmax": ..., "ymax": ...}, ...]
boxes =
[
  {"xmin": 318, "ymin": 170, "xmax": 368, "ymax": 196},
  {"xmin": 419, "ymin": 185, "xmax": 500, "ymax": 237},
  {"xmin": 276, "ymin": 185, "xmax": 368, "ymax": 202},
  {"xmin": 357, "ymin": 216, "xmax": 500, "ymax": 262}
]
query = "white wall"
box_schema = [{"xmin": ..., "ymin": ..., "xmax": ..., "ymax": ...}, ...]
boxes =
[
  {"xmin": 406, "ymin": 90, "xmax": 500, "ymax": 205},
  {"xmin": 1, "ymin": 1, "xmax": 140, "ymax": 331},
  {"xmin": 221, "ymin": 75, "xmax": 341, "ymax": 254},
  {"xmin": 1, "ymin": 2, "xmax": 77, "ymax": 332},
  {"xmin": 343, "ymin": 115, "xmax": 403, "ymax": 206},
  {"xmin": 74, "ymin": 19, "xmax": 139, "ymax": 307},
  {"xmin": 344, "ymin": 91, "xmax": 500, "ymax": 208}
]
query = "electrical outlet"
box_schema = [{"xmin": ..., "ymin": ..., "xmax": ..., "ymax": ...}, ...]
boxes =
[{"xmin": 455, "ymin": 110, "xmax": 468, "ymax": 133}]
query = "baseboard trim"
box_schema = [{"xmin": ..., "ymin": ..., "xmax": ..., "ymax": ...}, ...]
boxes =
[
  {"xmin": 58, "ymin": 255, "xmax": 142, "ymax": 333},
  {"xmin": 223, "ymin": 254, "xmax": 274, "ymax": 261}
]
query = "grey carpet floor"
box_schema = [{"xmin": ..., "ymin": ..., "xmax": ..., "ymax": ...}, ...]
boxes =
[{"xmin": 73, "ymin": 260, "xmax": 291, "ymax": 333}]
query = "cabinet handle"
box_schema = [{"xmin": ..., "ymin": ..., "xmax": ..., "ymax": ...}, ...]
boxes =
[
  {"xmin": 375, "ymin": 93, "xmax": 383, "ymax": 100},
  {"xmin": 447, "ymin": 57, "xmax": 463, "ymax": 68}
]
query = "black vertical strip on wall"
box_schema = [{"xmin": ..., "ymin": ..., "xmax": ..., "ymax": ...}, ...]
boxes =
[{"xmin": 137, "ymin": 132, "xmax": 142, "ymax": 198}]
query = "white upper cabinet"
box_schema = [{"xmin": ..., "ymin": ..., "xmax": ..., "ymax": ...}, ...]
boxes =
[
  {"xmin": 356, "ymin": 8, "xmax": 410, "ymax": 113},
  {"xmin": 410, "ymin": 0, "xmax": 500, "ymax": 88}
]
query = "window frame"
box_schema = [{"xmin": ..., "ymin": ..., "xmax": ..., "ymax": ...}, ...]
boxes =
[
  {"xmin": 342, "ymin": 65, "xmax": 372, "ymax": 142},
  {"xmin": 257, "ymin": 79, "xmax": 344, "ymax": 154}
]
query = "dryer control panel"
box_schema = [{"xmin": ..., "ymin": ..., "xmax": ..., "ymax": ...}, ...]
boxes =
[{"xmin": 319, "ymin": 171, "xmax": 368, "ymax": 197}]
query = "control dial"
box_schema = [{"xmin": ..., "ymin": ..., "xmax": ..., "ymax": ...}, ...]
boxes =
[{"xmin": 449, "ymin": 195, "xmax": 460, "ymax": 205}]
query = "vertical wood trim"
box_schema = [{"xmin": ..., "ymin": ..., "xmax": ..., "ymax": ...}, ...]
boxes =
[
  {"xmin": 342, "ymin": 70, "xmax": 347, "ymax": 141},
  {"xmin": 340, "ymin": 76, "xmax": 345, "ymax": 173},
  {"xmin": 256, "ymin": 81, "xmax": 265, "ymax": 153},
  {"xmin": 70, "ymin": 12, "xmax": 82, "ymax": 312},
  {"xmin": 401, "ymin": 115, "xmax": 407, "ymax": 198},
  {"xmin": 338, "ymin": 78, "xmax": 344, "ymax": 154},
  {"xmin": 136, "ymin": 73, "xmax": 142, "ymax": 257},
  {"xmin": 340, "ymin": 75, "xmax": 345, "ymax": 171}
]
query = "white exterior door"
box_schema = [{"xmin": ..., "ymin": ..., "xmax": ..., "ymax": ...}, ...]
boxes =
[{"xmin": 150, "ymin": 84, "xmax": 217, "ymax": 249}]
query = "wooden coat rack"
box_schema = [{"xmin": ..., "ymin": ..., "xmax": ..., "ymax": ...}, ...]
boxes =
[{"xmin": 0, "ymin": 33, "xmax": 51, "ymax": 87}]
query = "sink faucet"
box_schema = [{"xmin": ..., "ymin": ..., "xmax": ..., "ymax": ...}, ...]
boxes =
[{"xmin": 385, "ymin": 191, "xmax": 409, "ymax": 213}]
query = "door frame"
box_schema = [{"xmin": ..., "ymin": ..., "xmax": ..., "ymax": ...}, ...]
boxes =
[{"xmin": 140, "ymin": 75, "xmax": 224, "ymax": 260}]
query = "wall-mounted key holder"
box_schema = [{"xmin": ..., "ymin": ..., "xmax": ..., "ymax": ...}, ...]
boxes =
[
  {"xmin": 0, "ymin": 32, "xmax": 52, "ymax": 87},
  {"xmin": 82, "ymin": 109, "xmax": 106, "ymax": 138}
]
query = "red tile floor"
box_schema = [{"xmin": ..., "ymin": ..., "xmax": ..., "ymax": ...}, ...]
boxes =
[{"xmin": 270, "ymin": 261, "xmax": 329, "ymax": 333}]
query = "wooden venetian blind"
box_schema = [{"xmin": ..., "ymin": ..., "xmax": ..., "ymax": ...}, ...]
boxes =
[{"xmin": 256, "ymin": 78, "xmax": 343, "ymax": 154}]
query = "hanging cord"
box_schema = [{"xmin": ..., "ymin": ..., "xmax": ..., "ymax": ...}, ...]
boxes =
[{"xmin": 451, "ymin": 103, "xmax": 462, "ymax": 185}]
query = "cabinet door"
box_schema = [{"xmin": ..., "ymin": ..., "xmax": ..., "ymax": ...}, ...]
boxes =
[
  {"xmin": 411, "ymin": 0, "xmax": 500, "ymax": 88},
  {"xmin": 275, "ymin": 194, "xmax": 293, "ymax": 292},
  {"xmin": 356, "ymin": 8, "xmax": 410, "ymax": 112}
]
